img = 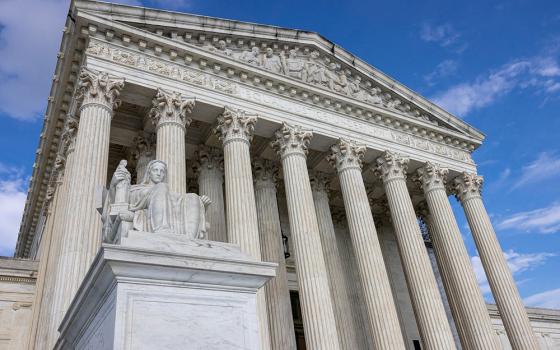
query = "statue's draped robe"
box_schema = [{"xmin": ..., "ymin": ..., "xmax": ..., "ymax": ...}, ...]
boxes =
[{"xmin": 128, "ymin": 182, "xmax": 206, "ymax": 239}]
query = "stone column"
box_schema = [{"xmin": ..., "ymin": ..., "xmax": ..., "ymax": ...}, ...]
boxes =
[
  {"xmin": 327, "ymin": 139, "xmax": 405, "ymax": 349},
  {"xmin": 40, "ymin": 117, "xmax": 78, "ymax": 349},
  {"xmin": 310, "ymin": 171, "xmax": 361, "ymax": 350},
  {"xmin": 453, "ymin": 173, "xmax": 539, "ymax": 350},
  {"xmin": 416, "ymin": 163, "xmax": 499, "ymax": 349},
  {"xmin": 253, "ymin": 159, "xmax": 297, "ymax": 350},
  {"xmin": 194, "ymin": 145, "xmax": 226, "ymax": 242},
  {"xmin": 214, "ymin": 106, "xmax": 271, "ymax": 350},
  {"xmin": 131, "ymin": 131, "xmax": 156, "ymax": 182},
  {"xmin": 271, "ymin": 123, "xmax": 340, "ymax": 350},
  {"xmin": 374, "ymin": 151, "xmax": 456, "ymax": 349},
  {"xmin": 52, "ymin": 68, "xmax": 124, "ymax": 329},
  {"xmin": 149, "ymin": 88, "xmax": 195, "ymax": 193}
]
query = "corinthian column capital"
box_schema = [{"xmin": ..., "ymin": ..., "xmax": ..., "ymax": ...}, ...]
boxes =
[
  {"xmin": 327, "ymin": 138, "xmax": 366, "ymax": 173},
  {"xmin": 309, "ymin": 171, "xmax": 331, "ymax": 194},
  {"xmin": 252, "ymin": 159, "xmax": 279, "ymax": 190},
  {"xmin": 270, "ymin": 122, "xmax": 313, "ymax": 159},
  {"xmin": 415, "ymin": 162, "xmax": 449, "ymax": 193},
  {"xmin": 193, "ymin": 145, "xmax": 224, "ymax": 176},
  {"xmin": 373, "ymin": 151, "xmax": 409, "ymax": 182},
  {"xmin": 77, "ymin": 67, "xmax": 125, "ymax": 111},
  {"xmin": 149, "ymin": 88, "xmax": 195, "ymax": 130},
  {"xmin": 214, "ymin": 106, "xmax": 257, "ymax": 145},
  {"xmin": 453, "ymin": 172, "xmax": 484, "ymax": 203}
]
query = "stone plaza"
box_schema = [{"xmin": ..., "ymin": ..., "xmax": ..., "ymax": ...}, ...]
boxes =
[{"xmin": 1, "ymin": 0, "xmax": 560, "ymax": 349}]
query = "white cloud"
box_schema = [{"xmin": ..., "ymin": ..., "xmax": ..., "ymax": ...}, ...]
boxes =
[
  {"xmin": 0, "ymin": 0, "xmax": 69, "ymax": 121},
  {"xmin": 424, "ymin": 59, "xmax": 459, "ymax": 85},
  {"xmin": 0, "ymin": 0, "xmax": 192, "ymax": 121},
  {"xmin": 471, "ymin": 250, "xmax": 555, "ymax": 296},
  {"xmin": 419, "ymin": 23, "xmax": 466, "ymax": 52},
  {"xmin": 431, "ymin": 52, "xmax": 560, "ymax": 117},
  {"xmin": 524, "ymin": 288, "xmax": 560, "ymax": 309},
  {"xmin": 0, "ymin": 165, "xmax": 27, "ymax": 256},
  {"xmin": 513, "ymin": 152, "xmax": 560, "ymax": 188},
  {"xmin": 497, "ymin": 202, "xmax": 560, "ymax": 234}
]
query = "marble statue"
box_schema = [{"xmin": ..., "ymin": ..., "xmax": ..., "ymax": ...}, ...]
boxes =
[
  {"xmin": 239, "ymin": 46, "xmax": 261, "ymax": 66},
  {"xmin": 101, "ymin": 159, "xmax": 211, "ymax": 243},
  {"xmin": 302, "ymin": 50, "xmax": 325, "ymax": 84},
  {"xmin": 262, "ymin": 48, "xmax": 283, "ymax": 74},
  {"xmin": 282, "ymin": 49, "xmax": 304, "ymax": 79}
]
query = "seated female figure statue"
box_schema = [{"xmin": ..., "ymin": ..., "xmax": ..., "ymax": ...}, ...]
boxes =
[{"xmin": 101, "ymin": 160, "xmax": 210, "ymax": 243}]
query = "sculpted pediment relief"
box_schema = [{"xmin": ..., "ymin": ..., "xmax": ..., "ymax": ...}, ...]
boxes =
[{"xmin": 168, "ymin": 35, "xmax": 441, "ymax": 127}]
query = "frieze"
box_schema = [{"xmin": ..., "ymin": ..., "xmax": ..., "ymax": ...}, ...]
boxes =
[
  {"xmin": 86, "ymin": 40, "xmax": 473, "ymax": 165},
  {"xmin": 187, "ymin": 37, "xmax": 440, "ymax": 126}
]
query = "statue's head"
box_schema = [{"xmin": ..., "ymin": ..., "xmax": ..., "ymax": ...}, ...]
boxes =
[{"xmin": 141, "ymin": 160, "xmax": 167, "ymax": 185}]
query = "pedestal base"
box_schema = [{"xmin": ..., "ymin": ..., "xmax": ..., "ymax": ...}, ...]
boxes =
[{"xmin": 55, "ymin": 231, "xmax": 276, "ymax": 350}]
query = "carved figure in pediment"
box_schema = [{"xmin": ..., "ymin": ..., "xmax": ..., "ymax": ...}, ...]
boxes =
[
  {"xmin": 386, "ymin": 98, "xmax": 402, "ymax": 110},
  {"xmin": 335, "ymin": 70, "xmax": 349, "ymax": 95},
  {"xmin": 324, "ymin": 61, "xmax": 340, "ymax": 90},
  {"xmin": 302, "ymin": 50, "xmax": 325, "ymax": 84},
  {"xmin": 216, "ymin": 40, "xmax": 233, "ymax": 57},
  {"xmin": 262, "ymin": 48, "xmax": 283, "ymax": 74},
  {"xmin": 101, "ymin": 160, "xmax": 210, "ymax": 243},
  {"xmin": 282, "ymin": 49, "xmax": 305, "ymax": 79},
  {"xmin": 239, "ymin": 46, "xmax": 261, "ymax": 66},
  {"xmin": 363, "ymin": 86, "xmax": 383, "ymax": 105},
  {"xmin": 347, "ymin": 75, "xmax": 362, "ymax": 97}
]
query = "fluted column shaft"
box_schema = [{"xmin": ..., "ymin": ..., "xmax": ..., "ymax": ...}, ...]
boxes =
[
  {"xmin": 454, "ymin": 173, "xmax": 538, "ymax": 350},
  {"xmin": 43, "ymin": 125, "xmax": 78, "ymax": 349},
  {"xmin": 328, "ymin": 140, "xmax": 405, "ymax": 349},
  {"xmin": 253, "ymin": 160, "xmax": 297, "ymax": 350},
  {"xmin": 272, "ymin": 123, "xmax": 340, "ymax": 350},
  {"xmin": 195, "ymin": 145, "xmax": 226, "ymax": 242},
  {"xmin": 310, "ymin": 173, "xmax": 360, "ymax": 350},
  {"xmin": 150, "ymin": 88, "xmax": 195, "ymax": 193},
  {"xmin": 375, "ymin": 151, "xmax": 456, "ymax": 350},
  {"xmin": 27, "ymin": 174, "xmax": 61, "ymax": 350},
  {"xmin": 53, "ymin": 69, "xmax": 124, "ymax": 330},
  {"xmin": 215, "ymin": 107, "xmax": 271, "ymax": 350},
  {"xmin": 417, "ymin": 163, "xmax": 499, "ymax": 349}
]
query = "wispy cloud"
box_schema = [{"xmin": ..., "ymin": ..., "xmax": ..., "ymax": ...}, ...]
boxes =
[
  {"xmin": 471, "ymin": 250, "xmax": 555, "ymax": 296},
  {"xmin": 420, "ymin": 23, "xmax": 467, "ymax": 53},
  {"xmin": 0, "ymin": 0, "xmax": 190, "ymax": 122},
  {"xmin": 497, "ymin": 202, "xmax": 560, "ymax": 234},
  {"xmin": 431, "ymin": 49, "xmax": 560, "ymax": 117},
  {"xmin": 424, "ymin": 59, "xmax": 459, "ymax": 86},
  {"xmin": 524, "ymin": 288, "xmax": 560, "ymax": 309},
  {"xmin": 0, "ymin": 163, "xmax": 27, "ymax": 256},
  {"xmin": 513, "ymin": 152, "xmax": 560, "ymax": 188}
]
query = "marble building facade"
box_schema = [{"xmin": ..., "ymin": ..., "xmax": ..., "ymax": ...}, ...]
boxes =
[{"xmin": 3, "ymin": 0, "xmax": 560, "ymax": 349}]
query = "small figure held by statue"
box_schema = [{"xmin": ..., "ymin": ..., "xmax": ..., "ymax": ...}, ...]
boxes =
[{"xmin": 100, "ymin": 159, "xmax": 211, "ymax": 244}]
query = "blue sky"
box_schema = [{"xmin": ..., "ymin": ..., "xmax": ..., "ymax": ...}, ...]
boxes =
[{"xmin": 1, "ymin": 0, "xmax": 559, "ymax": 309}]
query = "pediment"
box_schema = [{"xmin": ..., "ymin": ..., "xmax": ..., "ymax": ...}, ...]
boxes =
[{"xmin": 74, "ymin": 0, "xmax": 484, "ymax": 145}]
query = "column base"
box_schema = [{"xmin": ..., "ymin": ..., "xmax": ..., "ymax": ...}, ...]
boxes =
[{"xmin": 55, "ymin": 231, "xmax": 277, "ymax": 350}]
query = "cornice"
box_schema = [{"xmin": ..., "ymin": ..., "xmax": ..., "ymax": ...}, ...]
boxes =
[
  {"xmin": 78, "ymin": 14, "xmax": 480, "ymax": 154},
  {"xmin": 74, "ymin": 0, "xmax": 485, "ymax": 142}
]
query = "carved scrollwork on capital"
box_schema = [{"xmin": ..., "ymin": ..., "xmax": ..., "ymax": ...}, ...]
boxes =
[
  {"xmin": 414, "ymin": 162, "xmax": 449, "ymax": 194},
  {"xmin": 193, "ymin": 145, "xmax": 224, "ymax": 177},
  {"xmin": 214, "ymin": 106, "xmax": 257, "ymax": 145},
  {"xmin": 149, "ymin": 88, "xmax": 195, "ymax": 130},
  {"xmin": 373, "ymin": 151, "xmax": 410, "ymax": 183},
  {"xmin": 452, "ymin": 172, "xmax": 483, "ymax": 203},
  {"xmin": 252, "ymin": 158, "xmax": 279, "ymax": 190},
  {"xmin": 327, "ymin": 138, "xmax": 366, "ymax": 173},
  {"xmin": 270, "ymin": 122, "xmax": 313, "ymax": 159},
  {"xmin": 77, "ymin": 67, "xmax": 125, "ymax": 111},
  {"xmin": 309, "ymin": 171, "xmax": 331, "ymax": 194}
]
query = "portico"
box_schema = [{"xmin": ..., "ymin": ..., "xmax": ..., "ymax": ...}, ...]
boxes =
[{"xmin": 17, "ymin": 1, "xmax": 543, "ymax": 349}]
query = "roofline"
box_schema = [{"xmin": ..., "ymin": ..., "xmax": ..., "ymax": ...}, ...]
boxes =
[{"xmin": 74, "ymin": 0, "xmax": 485, "ymax": 141}]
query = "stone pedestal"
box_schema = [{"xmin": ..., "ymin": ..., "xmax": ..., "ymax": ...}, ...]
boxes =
[{"xmin": 55, "ymin": 231, "xmax": 276, "ymax": 350}]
